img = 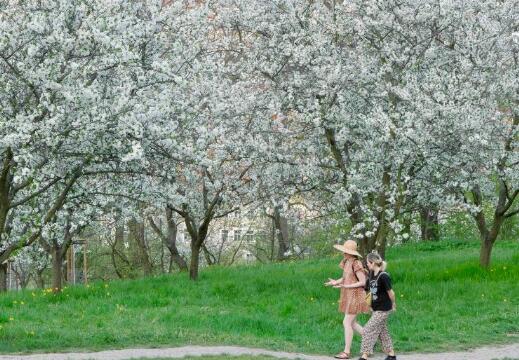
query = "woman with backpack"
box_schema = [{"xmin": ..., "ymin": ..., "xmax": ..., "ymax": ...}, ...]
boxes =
[
  {"xmin": 358, "ymin": 251, "xmax": 397, "ymax": 360},
  {"xmin": 325, "ymin": 240, "xmax": 370, "ymax": 359}
]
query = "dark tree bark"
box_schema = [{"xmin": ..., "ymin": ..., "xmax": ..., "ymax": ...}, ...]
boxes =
[
  {"xmin": 0, "ymin": 262, "xmax": 7, "ymax": 291},
  {"xmin": 420, "ymin": 207, "xmax": 439, "ymax": 241},
  {"xmin": 36, "ymin": 269, "xmax": 45, "ymax": 289},
  {"xmin": 274, "ymin": 206, "xmax": 290, "ymax": 261},
  {"xmin": 471, "ymin": 181, "xmax": 518, "ymax": 268},
  {"xmin": 128, "ymin": 217, "xmax": 153, "ymax": 276},
  {"xmin": 202, "ymin": 244, "xmax": 216, "ymax": 266},
  {"xmin": 12, "ymin": 267, "xmax": 31, "ymax": 289},
  {"xmin": 266, "ymin": 206, "xmax": 290, "ymax": 261},
  {"xmin": 148, "ymin": 206, "xmax": 187, "ymax": 272},
  {"xmin": 110, "ymin": 216, "xmax": 127, "ymax": 279},
  {"xmin": 40, "ymin": 213, "xmax": 82, "ymax": 293},
  {"xmin": 470, "ymin": 114, "xmax": 519, "ymax": 268},
  {"xmin": 172, "ymin": 190, "xmax": 219, "ymax": 280},
  {"xmin": 189, "ymin": 241, "xmax": 201, "ymax": 280},
  {"xmin": 51, "ymin": 246, "xmax": 64, "ymax": 292}
]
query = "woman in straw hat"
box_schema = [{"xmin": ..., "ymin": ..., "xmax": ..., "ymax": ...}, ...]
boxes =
[{"xmin": 325, "ymin": 240, "xmax": 370, "ymax": 359}]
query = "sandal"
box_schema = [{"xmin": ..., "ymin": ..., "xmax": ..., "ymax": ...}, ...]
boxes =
[{"xmin": 334, "ymin": 352, "xmax": 350, "ymax": 359}]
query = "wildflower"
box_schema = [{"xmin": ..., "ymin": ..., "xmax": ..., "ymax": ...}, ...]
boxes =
[
  {"xmin": 20, "ymin": 301, "xmax": 24, "ymax": 305},
  {"xmin": 104, "ymin": 284, "xmax": 109, "ymax": 288},
  {"xmin": 9, "ymin": 317, "xmax": 14, "ymax": 321}
]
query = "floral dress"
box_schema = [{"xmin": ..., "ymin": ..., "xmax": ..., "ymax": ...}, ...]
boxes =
[{"xmin": 338, "ymin": 258, "xmax": 370, "ymax": 314}]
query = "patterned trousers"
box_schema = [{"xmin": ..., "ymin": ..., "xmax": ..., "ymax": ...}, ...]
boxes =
[{"xmin": 360, "ymin": 311, "xmax": 394, "ymax": 354}]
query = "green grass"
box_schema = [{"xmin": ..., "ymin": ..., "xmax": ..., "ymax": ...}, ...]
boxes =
[{"xmin": 0, "ymin": 239, "xmax": 518, "ymax": 356}]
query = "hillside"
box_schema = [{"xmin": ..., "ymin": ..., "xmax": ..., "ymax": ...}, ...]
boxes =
[{"xmin": 0, "ymin": 240, "xmax": 518, "ymax": 355}]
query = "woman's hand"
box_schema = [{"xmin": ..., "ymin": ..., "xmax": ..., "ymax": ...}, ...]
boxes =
[{"xmin": 324, "ymin": 278, "xmax": 339, "ymax": 287}]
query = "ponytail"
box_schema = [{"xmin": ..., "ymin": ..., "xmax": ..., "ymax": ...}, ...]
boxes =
[
  {"xmin": 380, "ymin": 261, "xmax": 387, "ymax": 272},
  {"xmin": 367, "ymin": 251, "xmax": 387, "ymax": 271}
]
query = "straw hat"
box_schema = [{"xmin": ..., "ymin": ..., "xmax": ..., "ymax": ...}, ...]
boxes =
[{"xmin": 333, "ymin": 240, "xmax": 362, "ymax": 258}]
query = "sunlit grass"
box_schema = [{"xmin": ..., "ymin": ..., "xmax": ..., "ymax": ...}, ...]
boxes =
[{"xmin": 0, "ymin": 240, "xmax": 518, "ymax": 355}]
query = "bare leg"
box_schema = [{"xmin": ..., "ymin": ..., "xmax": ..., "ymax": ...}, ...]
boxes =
[
  {"xmin": 343, "ymin": 314, "xmax": 358, "ymax": 354},
  {"xmin": 352, "ymin": 320, "xmax": 364, "ymax": 335}
]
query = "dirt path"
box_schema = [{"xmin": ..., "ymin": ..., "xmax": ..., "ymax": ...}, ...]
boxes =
[{"xmin": 0, "ymin": 344, "xmax": 517, "ymax": 360}]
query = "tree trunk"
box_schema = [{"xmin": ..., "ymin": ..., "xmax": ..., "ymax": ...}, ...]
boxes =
[
  {"xmin": 128, "ymin": 218, "xmax": 153, "ymax": 276},
  {"xmin": 479, "ymin": 216, "xmax": 504, "ymax": 268},
  {"xmin": 202, "ymin": 244, "xmax": 216, "ymax": 266},
  {"xmin": 189, "ymin": 242, "xmax": 201, "ymax": 280},
  {"xmin": 111, "ymin": 215, "xmax": 128, "ymax": 279},
  {"xmin": 0, "ymin": 262, "xmax": 7, "ymax": 292},
  {"xmin": 420, "ymin": 207, "xmax": 439, "ymax": 241},
  {"xmin": 480, "ymin": 236, "xmax": 494, "ymax": 268},
  {"xmin": 51, "ymin": 247, "xmax": 64, "ymax": 293},
  {"xmin": 472, "ymin": 182, "xmax": 510, "ymax": 268},
  {"xmin": 270, "ymin": 215, "xmax": 276, "ymax": 261},
  {"xmin": 375, "ymin": 224, "xmax": 389, "ymax": 259},
  {"xmin": 148, "ymin": 208, "xmax": 188, "ymax": 272},
  {"xmin": 272, "ymin": 206, "xmax": 289, "ymax": 261},
  {"xmin": 165, "ymin": 208, "xmax": 187, "ymax": 271},
  {"xmin": 36, "ymin": 270, "xmax": 45, "ymax": 289}
]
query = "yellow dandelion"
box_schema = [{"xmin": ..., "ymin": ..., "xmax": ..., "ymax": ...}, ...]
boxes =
[
  {"xmin": 503, "ymin": 266, "xmax": 507, "ymax": 270},
  {"xmin": 20, "ymin": 301, "xmax": 24, "ymax": 305},
  {"xmin": 9, "ymin": 317, "xmax": 14, "ymax": 321},
  {"xmin": 31, "ymin": 292, "xmax": 36, "ymax": 297},
  {"xmin": 104, "ymin": 284, "xmax": 109, "ymax": 288},
  {"xmin": 504, "ymin": 298, "xmax": 508, "ymax": 302},
  {"xmin": 13, "ymin": 301, "xmax": 17, "ymax": 304}
]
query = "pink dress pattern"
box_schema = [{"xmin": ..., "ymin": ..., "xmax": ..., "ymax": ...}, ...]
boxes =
[{"xmin": 338, "ymin": 258, "xmax": 370, "ymax": 314}]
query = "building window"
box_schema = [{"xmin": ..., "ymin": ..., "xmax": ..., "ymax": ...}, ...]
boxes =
[
  {"xmin": 245, "ymin": 230, "xmax": 254, "ymax": 242},
  {"xmin": 234, "ymin": 229, "xmax": 241, "ymax": 242}
]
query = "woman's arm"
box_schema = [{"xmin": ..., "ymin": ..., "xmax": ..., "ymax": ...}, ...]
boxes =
[
  {"xmin": 324, "ymin": 277, "xmax": 343, "ymax": 286},
  {"xmin": 334, "ymin": 270, "xmax": 366, "ymax": 289},
  {"xmin": 388, "ymin": 289, "xmax": 396, "ymax": 311}
]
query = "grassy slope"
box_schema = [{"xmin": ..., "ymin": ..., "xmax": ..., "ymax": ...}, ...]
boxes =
[{"xmin": 0, "ymin": 240, "xmax": 518, "ymax": 355}]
